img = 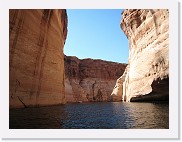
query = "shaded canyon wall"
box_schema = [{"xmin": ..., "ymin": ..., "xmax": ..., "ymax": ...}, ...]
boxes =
[
  {"xmin": 64, "ymin": 56, "xmax": 127, "ymax": 102},
  {"xmin": 112, "ymin": 9, "xmax": 169, "ymax": 102},
  {"xmin": 9, "ymin": 9, "xmax": 68, "ymax": 108}
]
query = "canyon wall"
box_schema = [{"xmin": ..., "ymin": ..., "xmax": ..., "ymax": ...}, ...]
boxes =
[
  {"xmin": 112, "ymin": 9, "xmax": 169, "ymax": 102},
  {"xmin": 64, "ymin": 55, "xmax": 127, "ymax": 102},
  {"xmin": 9, "ymin": 10, "xmax": 68, "ymax": 108}
]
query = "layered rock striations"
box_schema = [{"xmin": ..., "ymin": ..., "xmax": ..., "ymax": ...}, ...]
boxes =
[
  {"xmin": 64, "ymin": 55, "xmax": 127, "ymax": 102},
  {"xmin": 9, "ymin": 10, "xmax": 68, "ymax": 108},
  {"xmin": 112, "ymin": 9, "xmax": 169, "ymax": 102}
]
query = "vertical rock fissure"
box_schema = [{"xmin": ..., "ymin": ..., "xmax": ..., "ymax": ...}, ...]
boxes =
[
  {"xmin": 92, "ymin": 81, "xmax": 96, "ymax": 101},
  {"xmin": 9, "ymin": 10, "xmax": 19, "ymax": 36},
  {"xmin": 9, "ymin": 11, "xmax": 25, "ymax": 71},
  {"xmin": 30, "ymin": 10, "xmax": 52, "ymax": 103}
]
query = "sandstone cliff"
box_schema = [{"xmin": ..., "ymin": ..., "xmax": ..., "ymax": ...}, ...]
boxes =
[
  {"xmin": 9, "ymin": 9, "xmax": 68, "ymax": 108},
  {"xmin": 112, "ymin": 9, "xmax": 169, "ymax": 102},
  {"xmin": 64, "ymin": 55, "xmax": 127, "ymax": 102}
]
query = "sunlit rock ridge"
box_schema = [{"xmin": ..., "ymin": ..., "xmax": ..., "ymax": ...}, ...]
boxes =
[
  {"xmin": 112, "ymin": 9, "xmax": 169, "ymax": 102},
  {"xmin": 9, "ymin": 10, "xmax": 68, "ymax": 108},
  {"xmin": 64, "ymin": 55, "xmax": 127, "ymax": 102}
]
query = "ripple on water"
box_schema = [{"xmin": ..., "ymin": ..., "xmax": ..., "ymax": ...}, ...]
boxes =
[{"xmin": 9, "ymin": 102, "xmax": 169, "ymax": 129}]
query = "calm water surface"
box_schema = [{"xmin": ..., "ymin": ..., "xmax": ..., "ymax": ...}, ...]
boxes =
[{"xmin": 9, "ymin": 102, "xmax": 169, "ymax": 129}]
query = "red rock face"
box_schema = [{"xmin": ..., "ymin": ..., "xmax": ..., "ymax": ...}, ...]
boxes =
[
  {"xmin": 64, "ymin": 55, "xmax": 127, "ymax": 102},
  {"xmin": 112, "ymin": 9, "xmax": 169, "ymax": 102},
  {"xmin": 9, "ymin": 10, "xmax": 68, "ymax": 108}
]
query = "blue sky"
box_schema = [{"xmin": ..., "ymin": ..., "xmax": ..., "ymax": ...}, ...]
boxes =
[{"xmin": 64, "ymin": 9, "xmax": 128, "ymax": 64}]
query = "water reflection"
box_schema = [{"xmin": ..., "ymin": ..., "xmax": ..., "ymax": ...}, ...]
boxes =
[
  {"xmin": 9, "ymin": 102, "xmax": 168, "ymax": 129},
  {"xmin": 121, "ymin": 102, "xmax": 169, "ymax": 128},
  {"xmin": 9, "ymin": 105, "xmax": 68, "ymax": 129}
]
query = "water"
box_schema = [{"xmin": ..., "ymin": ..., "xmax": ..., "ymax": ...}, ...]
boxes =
[{"xmin": 9, "ymin": 102, "xmax": 169, "ymax": 129}]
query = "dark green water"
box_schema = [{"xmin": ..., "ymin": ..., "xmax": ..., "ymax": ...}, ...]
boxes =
[{"xmin": 9, "ymin": 102, "xmax": 169, "ymax": 129}]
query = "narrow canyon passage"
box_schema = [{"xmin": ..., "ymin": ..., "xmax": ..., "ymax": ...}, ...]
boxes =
[
  {"xmin": 64, "ymin": 9, "xmax": 169, "ymax": 103},
  {"xmin": 9, "ymin": 9, "xmax": 169, "ymax": 107},
  {"xmin": 9, "ymin": 9, "xmax": 169, "ymax": 129},
  {"xmin": 63, "ymin": 10, "xmax": 128, "ymax": 103}
]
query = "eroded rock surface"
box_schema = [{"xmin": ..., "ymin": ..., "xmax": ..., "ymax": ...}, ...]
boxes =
[
  {"xmin": 112, "ymin": 9, "xmax": 169, "ymax": 102},
  {"xmin": 9, "ymin": 9, "xmax": 68, "ymax": 108},
  {"xmin": 64, "ymin": 55, "xmax": 127, "ymax": 102}
]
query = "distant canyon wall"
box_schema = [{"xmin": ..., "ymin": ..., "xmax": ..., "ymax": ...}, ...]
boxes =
[
  {"xmin": 9, "ymin": 9, "xmax": 68, "ymax": 108},
  {"xmin": 112, "ymin": 9, "xmax": 169, "ymax": 102},
  {"xmin": 64, "ymin": 55, "xmax": 127, "ymax": 102}
]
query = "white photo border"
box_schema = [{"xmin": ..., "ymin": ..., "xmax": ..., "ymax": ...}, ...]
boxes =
[{"xmin": 0, "ymin": 0, "xmax": 179, "ymax": 139}]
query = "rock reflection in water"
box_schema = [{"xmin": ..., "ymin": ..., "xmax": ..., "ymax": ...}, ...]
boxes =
[{"xmin": 9, "ymin": 102, "xmax": 168, "ymax": 129}]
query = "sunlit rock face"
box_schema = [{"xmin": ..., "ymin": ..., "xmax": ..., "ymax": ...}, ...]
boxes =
[
  {"xmin": 64, "ymin": 55, "xmax": 127, "ymax": 102},
  {"xmin": 9, "ymin": 10, "xmax": 68, "ymax": 108},
  {"xmin": 112, "ymin": 9, "xmax": 169, "ymax": 102}
]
